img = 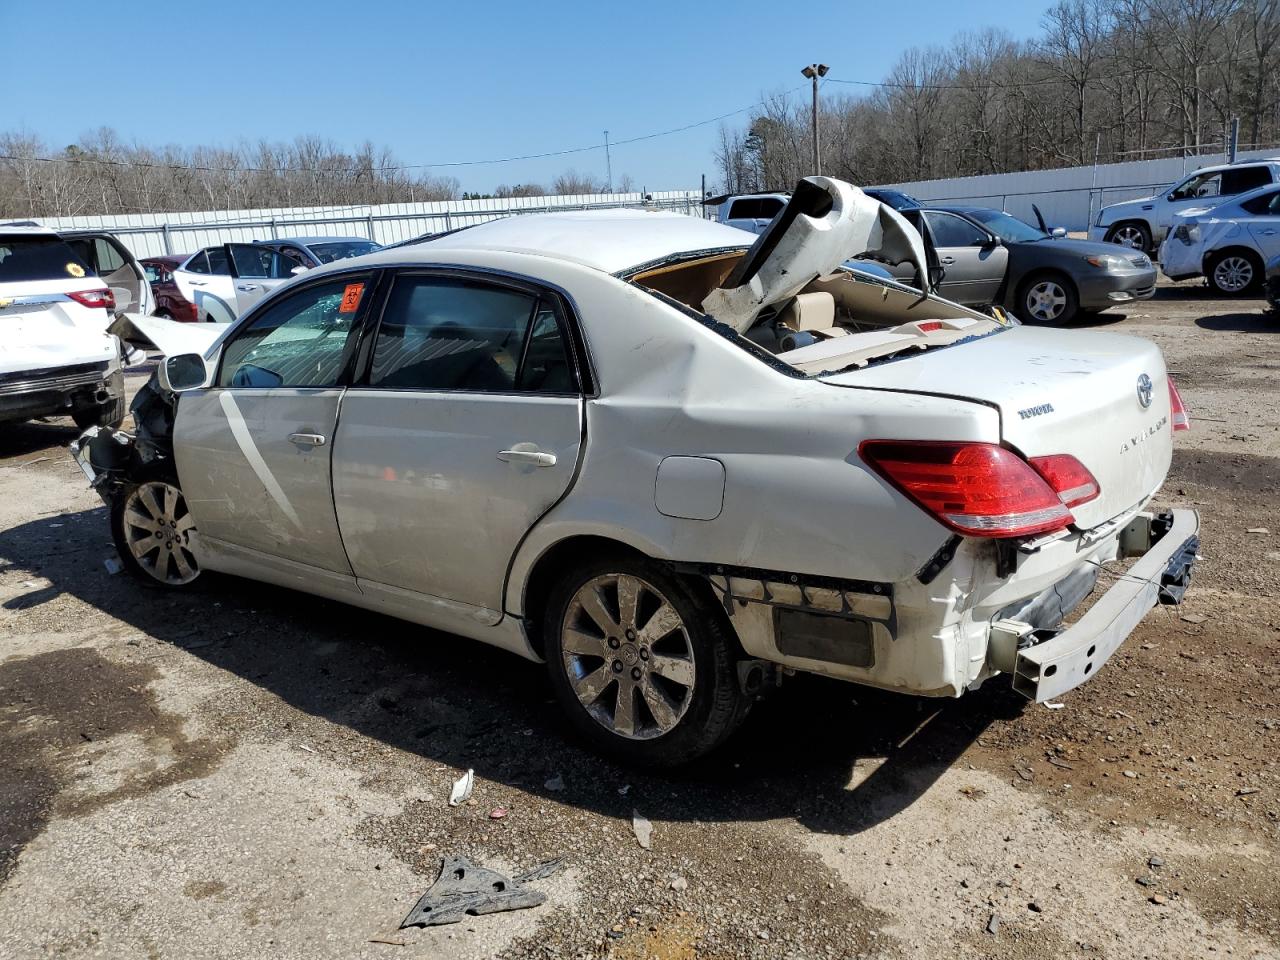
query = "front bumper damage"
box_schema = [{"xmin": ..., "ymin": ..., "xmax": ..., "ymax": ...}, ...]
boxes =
[{"xmin": 1007, "ymin": 509, "xmax": 1199, "ymax": 702}]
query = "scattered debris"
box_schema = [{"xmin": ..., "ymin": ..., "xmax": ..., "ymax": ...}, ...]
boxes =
[
  {"xmin": 1136, "ymin": 876, "xmax": 1154, "ymax": 887},
  {"xmin": 1015, "ymin": 766, "xmax": 1034, "ymax": 782},
  {"xmin": 400, "ymin": 855, "xmax": 564, "ymax": 928},
  {"xmin": 1122, "ymin": 770, "xmax": 1139, "ymax": 779},
  {"xmin": 1245, "ymin": 527, "xmax": 1269, "ymax": 535},
  {"xmin": 489, "ymin": 807, "xmax": 508, "ymax": 819},
  {"xmin": 670, "ymin": 876, "xmax": 688, "ymax": 891},
  {"xmin": 1044, "ymin": 701, "xmax": 1065, "ymax": 710},
  {"xmin": 632, "ymin": 810, "xmax": 653, "ymax": 850},
  {"xmin": 1180, "ymin": 613, "xmax": 1208, "ymax": 624},
  {"xmin": 1150, "ymin": 894, "xmax": 1169, "ymax": 906},
  {"xmin": 103, "ymin": 557, "xmax": 123, "ymax": 575},
  {"xmin": 1148, "ymin": 856, "xmax": 1164, "ymax": 869},
  {"xmin": 1028, "ymin": 901, "xmax": 1043, "ymax": 913},
  {"xmin": 1046, "ymin": 756, "xmax": 1074, "ymax": 771},
  {"xmin": 449, "ymin": 769, "xmax": 475, "ymax": 807},
  {"xmin": 986, "ymin": 913, "xmax": 1000, "ymax": 935},
  {"xmin": 544, "ymin": 774, "xmax": 565, "ymax": 792},
  {"xmin": 1236, "ymin": 787, "xmax": 1260, "ymax": 797},
  {"xmin": 368, "ymin": 937, "xmax": 407, "ymax": 946}
]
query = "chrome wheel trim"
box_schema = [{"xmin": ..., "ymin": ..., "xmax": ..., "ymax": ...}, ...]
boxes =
[
  {"xmin": 1112, "ymin": 225, "xmax": 1146, "ymax": 249},
  {"xmin": 1213, "ymin": 256, "xmax": 1254, "ymax": 293},
  {"xmin": 122, "ymin": 481, "xmax": 200, "ymax": 585},
  {"xmin": 1026, "ymin": 280, "xmax": 1068, "ymax": 321},
  {"xmin": 561, "ymin": 573, "xmax": 695, "ymax": 741}
]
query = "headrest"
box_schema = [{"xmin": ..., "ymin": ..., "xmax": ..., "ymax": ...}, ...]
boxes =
[{"xmin": 778, "ymin": 292, "xmax": 835, "ymax": 331}]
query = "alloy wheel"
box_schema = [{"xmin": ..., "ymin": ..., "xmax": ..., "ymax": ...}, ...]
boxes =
[
  {"xmin": 121, "ymin": 481, "xmax": 200, "ymax": 585},
  {"xmin": 1212, "ymin": 256, "xmax": 1254, "ymax": 293},
  {"xmin": 560, "ymin": 573, "xmax": 695, "ymax": 741},
  {"xmin": 1026, "ymin": 280, "xmax": 1068, "ymax": 322},
  {"xmin": 1112, "ymin": 225, "xmax": 1147, "ymax": 249}
]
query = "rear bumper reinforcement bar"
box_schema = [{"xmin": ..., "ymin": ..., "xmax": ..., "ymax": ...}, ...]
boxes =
[{"xmin": 1012, "ymin": 509, "xmax": 1200, "ymax": 702}]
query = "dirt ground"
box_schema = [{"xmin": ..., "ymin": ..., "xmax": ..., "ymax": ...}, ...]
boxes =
[{"xmin": 1, "ymin": 280, "xmax": 1277, "ymax": 960}]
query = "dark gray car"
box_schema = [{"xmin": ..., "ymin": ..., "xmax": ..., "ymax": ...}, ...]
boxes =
[{"xmin": 877, "ymin": 206, "xmax": 1157, "ymax": 324}]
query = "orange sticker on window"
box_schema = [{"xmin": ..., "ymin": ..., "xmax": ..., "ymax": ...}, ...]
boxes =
[{"xmin": 339, "ymin": 282, "xmax": 365, "ymax": 313}]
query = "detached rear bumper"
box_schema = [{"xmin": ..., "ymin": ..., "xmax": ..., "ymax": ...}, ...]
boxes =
[{"xmin": 1011, "ymin": 509, "xmax": 1199, "ymax": 702}]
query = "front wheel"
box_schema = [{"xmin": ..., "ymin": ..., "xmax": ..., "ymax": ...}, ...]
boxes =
[
  {"xmin": 1105, "ymin": 221, "xmax": 1151, "ymax": 252},
  {"xmin": 544, "ymin": 557, "xmax": 750, "ymax": 766},
  {"xmin": 1017, "ymin": 273, "xmax": 1079, "ymax": 324},
  {"xmin": 110, "ymin": 472, "xmax": 203, "ymax": 589},
  {"xmin": 1206, "ymin": 250, "xmax": 1261, "ymax": 295}
]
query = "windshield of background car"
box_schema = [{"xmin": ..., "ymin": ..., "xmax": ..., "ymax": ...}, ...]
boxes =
[
  {"xmin": 0, "ymin": 235, "xmax": 93, "ymax": 283},
  {"xmin": 968, "ymin": 210, "xmax": 1047, "ymax": 243},
  {"xmin": 308, "ymin": 240, "xmax": 382, "ymax": 263}
]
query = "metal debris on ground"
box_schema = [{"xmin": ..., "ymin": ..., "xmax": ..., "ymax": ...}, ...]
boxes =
[
  {"xmin": 632, "ymin": 810, "xmax": 653, "ymax": 849},
  {"xmin": 448, "ymin": 768, "xmax": 474, "ymax": 807},
  {"xmin": 399, "ymin": 855, "xmax": 565, "ymax": 928}
]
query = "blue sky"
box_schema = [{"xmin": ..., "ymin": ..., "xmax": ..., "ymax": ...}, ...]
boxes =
[{"xmin": 1, "ymin": 0, "xmax": 1055, "ymax": 193}]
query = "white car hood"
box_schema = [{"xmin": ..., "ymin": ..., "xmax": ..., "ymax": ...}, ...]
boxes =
[
  {"xmin": 701, "ymin": 177, "xmax": 928, "ymax": 333},
  {"xmin": 109, "ymin": 312, "xmax": 230, "ymax": 357}
]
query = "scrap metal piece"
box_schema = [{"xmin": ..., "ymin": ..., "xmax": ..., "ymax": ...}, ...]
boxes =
[{"xmin": 400, "ymin": 856, "xmax": 561, "ymax": 928}]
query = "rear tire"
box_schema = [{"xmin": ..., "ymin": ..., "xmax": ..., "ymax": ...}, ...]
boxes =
[
  {"xmin": 109, "ymin": 465, "xmax": 204, "ymax": 591},
  {"xmin": 1206, "ymin": 249, "xmax": 1262, "ymax": 295},
  {"xmin": 72, "ymin": 393, "xmax": 126, "ymax": 430},
  {"xmin": 543, "ymin": 555, "xmax": 750, "ymax": 766}
]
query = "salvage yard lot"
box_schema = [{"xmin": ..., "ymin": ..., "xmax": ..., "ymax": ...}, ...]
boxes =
[{"xmin": 1, "ymin": 281, "xmax": 1277, "ymax": 960}]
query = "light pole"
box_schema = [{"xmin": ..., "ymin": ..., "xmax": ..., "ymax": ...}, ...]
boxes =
[{"xmin": 801, "ymin": 63, "xmax": 828, "ymax": 175}]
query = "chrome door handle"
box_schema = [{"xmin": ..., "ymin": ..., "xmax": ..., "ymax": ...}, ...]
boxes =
[
  {"xmin": 237, "ymin": 283, "xmax": 259, "ymax": 291},
  {"xmin": 289, "ymin": 432, "xmax": 326, "ymax": 446},
  {"xmin": 940, "ymin": 256, "xmax": 956, "ymax": 265},
  {"xmin": 497, "ymin": 448, "xmax": 556, "ymax": 467},
  {"xmin": 1262, "ymin": 229, "xmax": 1277, "ymax": 236},
  {"xmin": 190, "ymin": 280, "xmax": 207, "ymax": 286}
]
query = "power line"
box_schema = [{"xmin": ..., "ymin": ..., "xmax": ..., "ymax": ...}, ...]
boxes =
[{"xmin": 0, "ymin": 87, "xmax": 805, "ymax": 178}]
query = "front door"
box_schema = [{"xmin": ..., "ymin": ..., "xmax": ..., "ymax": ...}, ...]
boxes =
[
  {"xmin": 174, "ymin": 273, "xmax": 375, "ymax": 574},
  {"xmin": 922, "ymin": 211, "xmax": 1008, "ymax": 305},
  {"xmin": 225, "ymin": 243, "xmax": 295, "ymax": 315},
  {"xmin": 332, "ymin": 272, "xmax": 584, "ymax": 619}
]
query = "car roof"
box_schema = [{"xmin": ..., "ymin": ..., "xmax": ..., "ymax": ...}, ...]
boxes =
[
  {"xmin": 141, "ymin": 254, "xmax": 188, "ymax": 266},
  {"xmin": 0, "ymin": 224, "xmax": 60, "ymax": 237},
  {"xmin": 257, "ymin": 235, "xmax": 377, "ymax": 247},
  {"xmin": 347, "ymin": 209, "xmax": 755, "ymax": 275},
  {"xmin": 922, "ymin": 204, "xmax": 999, "ymax": 217}
]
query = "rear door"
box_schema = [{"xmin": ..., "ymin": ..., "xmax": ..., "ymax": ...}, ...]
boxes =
[
  {"xmin": 174, "ymin": 273, "xmax": 375, "ymax": 574},
  {"xmin": 172, "ymin": 247, "xmax": 238, "ymax": 322},
  {"xmin": 225, "ymin": 243, "xmax": 295, "ymax": 315},
  {"xmin": 332, "ymin": 270, "xmax": 585, "ymax": 620},
  {"xmin": 1240, "ymin": 189, "xmax": 1280, "ymax": 261},
  {"xmin": 922, "ymin": 211, "xmax": 1007, "ymax": 305}
]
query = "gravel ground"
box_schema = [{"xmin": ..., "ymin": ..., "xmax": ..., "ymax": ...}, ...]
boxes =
[{"xmin": 1, "ymin": 281, "xmax": 1277, "ymax": 960}]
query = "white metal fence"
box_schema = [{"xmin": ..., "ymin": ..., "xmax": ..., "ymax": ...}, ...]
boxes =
[
  {"xmin": 878, "ymin": 148, "xmax": 1280, "ymax": 231},
  {"xmin": 36, "ymin": 191, "xmax": 705, "ymax": 259}
]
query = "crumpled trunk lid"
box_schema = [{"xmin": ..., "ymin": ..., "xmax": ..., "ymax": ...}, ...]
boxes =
[{"xmin": 820, "ymin": 326, "xmax": 1174, "ymax": 529}]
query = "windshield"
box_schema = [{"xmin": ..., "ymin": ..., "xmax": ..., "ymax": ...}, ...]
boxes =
[
  {"xmin": 308, "ymin": 240, "xmax": 381, "ymax": 263},
  {"xmin": 966, "ymin": 210, "xmax": 1047, "ymax": 243},
  {"xmin": 0, "ymin": 235, "xmax": 93, "ymax": 282}
]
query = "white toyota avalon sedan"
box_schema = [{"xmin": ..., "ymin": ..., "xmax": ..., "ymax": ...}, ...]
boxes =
[{"xmin": 74, "ymin": 178, "xmax": 1199, "ymax": 766}]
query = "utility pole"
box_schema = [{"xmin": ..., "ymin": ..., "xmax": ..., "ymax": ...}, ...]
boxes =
[
  {"xmin": 604, "ymin": 130, "xmax": 613, "ymax": 194},
  {"xmin": 801, "ymin": 63, "xmax": 828, "ymax": 175},
  {"xmin": 1229, "ymin": 116, "xmax": 1240, "ymax": 162}
]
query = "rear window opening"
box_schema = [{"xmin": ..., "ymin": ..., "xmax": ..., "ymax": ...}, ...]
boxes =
[
  {"xmin": 0, "ymin": 235, "xmax": 93, "ymax": 283},
  {"xmin": 628, "ymin": 252, "xmax": 1009, "ymax": 376}
]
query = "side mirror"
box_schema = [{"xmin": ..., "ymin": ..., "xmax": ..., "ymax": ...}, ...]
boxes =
[
  {"xmin": 157, "ymin": 353, "xmax": 207, "ymax": 393},
  {"xmin": 1051, "ymin": 227, "xmax": 1067, "ymax": 238},
  {"xmin": 290, "ymin": 265, "xmax": 308, "ymax": 275},
  {"xmin": 982, "ymin": 234, "xmax": 1002, "ymax": 248}
]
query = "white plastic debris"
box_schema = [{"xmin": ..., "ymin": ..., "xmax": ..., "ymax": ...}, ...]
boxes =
[
  {"xmin": 632, "ymin": 809, "xmax": 652, "ymax": 849},
  {"xmin": 1044, "ymin": 701, "xmax": 1065, "ymax": 710},
  {"xmin": 449, "ymin": 768, "xmax": 475, "ymax": 807}
]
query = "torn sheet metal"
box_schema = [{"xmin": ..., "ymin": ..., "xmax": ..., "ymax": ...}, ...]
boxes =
[
  {"xmin": 108, "ymin": 312, "xmax": 229, "ymax": 357},
  {"xmin": 399, "ymin": 856, "xmax": 565, "ymax": 928}
]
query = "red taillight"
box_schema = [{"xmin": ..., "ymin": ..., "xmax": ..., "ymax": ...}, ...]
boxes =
[
  {"xmin": 859, "ymin": 440, "xmax": 1072, "ymax": 538},
  {"xmin": 1168, "ymin": 376, "xmax": 1190, "ymax": 432},
  {"xmin": 1028, "ymin": 454, "xmax": 1099, "ymax": 508},
  {"xmin": 67, "ymin": 288, "xmax": 116, "ymax": 311}
]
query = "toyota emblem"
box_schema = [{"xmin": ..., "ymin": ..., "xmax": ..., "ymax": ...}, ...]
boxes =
[{"xmin": 1136, "ymin": 373, "xmax": 1153, "ymax": 409}]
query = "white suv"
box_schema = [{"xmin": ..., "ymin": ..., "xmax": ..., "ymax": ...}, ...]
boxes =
[
  {"xmin": 0, "ymin": 227, "xmax": 127, "ymax": 428},
  {"xmin": 1089, "ymin": 159, "xmax": 1280, "ymax": 253}
]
